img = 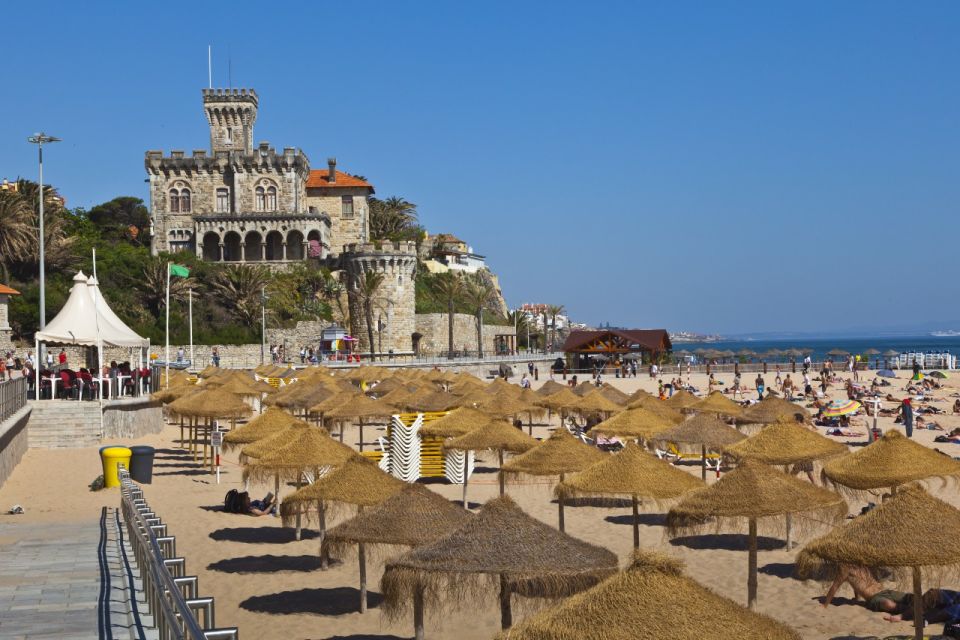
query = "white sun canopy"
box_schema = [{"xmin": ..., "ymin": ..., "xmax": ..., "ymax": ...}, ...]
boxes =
[{"xmin": 35, "ymin": 271, "xmax": 149, "ymax": 348}]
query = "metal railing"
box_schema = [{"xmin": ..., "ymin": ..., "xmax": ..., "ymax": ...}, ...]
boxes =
[
  {"xmin": 118, "ymin": 467, "xmax": 238, "ymax": 640},
  {"xmin": 0, "ymin": 376, "xmax": 28, "ymax": 422}
]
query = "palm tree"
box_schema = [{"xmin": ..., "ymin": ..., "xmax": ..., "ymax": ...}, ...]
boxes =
[
  {"xmin": 541, "ymin": 307, "xmax": 549, "ymax": 353},
  {"xmin": 138, "ymin": 258, "xmax": 194, "ymax": 316},
  {"xmin": 0, "ymin": 194, "xmax": 33, "ymax": 283},
  {"xmin": 508, "ymin": 309, "xmax": 531, "ymax": 350},
  {"xmin": 352, "ymin": 271, "xmax": 385, "ymax": 361},
  {"xmin": 432, "ymin": 272, "xmax": 465, "ymax": 359},
  {"xmin": 464, "ymin": 273, "xmax": 497, "ymax": 358},
  {"xmin": 207, "ymin": 264, "xmax": 272, "ymax": 325},
  {"xmin": 368, "ymin": 196, "xmax": 419, "ymax": 241},
  {"xmin": 547, "ymin": 304, "xmax": 565, "ymax": 352}
]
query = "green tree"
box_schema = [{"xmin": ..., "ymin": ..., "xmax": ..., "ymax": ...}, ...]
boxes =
[
  {"xmin": 432, "ymin": 272, "xmax": 466, "ymax": 358},
  {"xmin": 352, "ymin": 271, "xmax": 385, "ymax": 361},
  {"xmin": 508, "ymin": 309, "xmax": 531, "ymax": 349},
  {"xmin": 0, "ymin": 193, "xmax": 33, "ymax": 283},
  {"xmin": 207, "ymin": 264, "xmax": 272, "ymax": 325},
  {"xmin": 547, "ymin": 304, "xmax": 565, "ymax": 351},
  {"xmin": 368, "ymin": 196, "xmax": 422, "ymax": 241},
  {"xmin": 464, "ymin": 273, "xmax": 497, "ymax": 358},
  {"xmin": 86, "ymin": 196, "xmax": 151, "ymax": 246},
  {"xmin": 137, "ymin": 257, "xmax": 195, "ymax": 316}
]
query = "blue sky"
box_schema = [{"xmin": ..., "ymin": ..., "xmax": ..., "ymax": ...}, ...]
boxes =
[{"xmin": 2, "ymin": 1, "xmax": 958, "ymax": 335}]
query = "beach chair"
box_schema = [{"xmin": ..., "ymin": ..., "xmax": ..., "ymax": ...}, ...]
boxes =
[{"xmin": 655, "ymin": 442, "xmax": 722, "ymax": 471}]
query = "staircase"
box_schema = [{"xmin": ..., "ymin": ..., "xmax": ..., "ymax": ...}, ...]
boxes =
[{"xmin": 27, "ymin": 401, "xmax": 102, "ymax": 448}]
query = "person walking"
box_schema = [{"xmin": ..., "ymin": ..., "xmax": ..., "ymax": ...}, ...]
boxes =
[
  {"xmin": 755, "ymin": 374, "xmax": 765, "ymax": 401},
  {"xmin": 212, "ymin": 347, "xmax": 220, "ymax": 367},
  {"xmin": 899, "ymin": 398, "xmax": 914, "ymax": 438}
]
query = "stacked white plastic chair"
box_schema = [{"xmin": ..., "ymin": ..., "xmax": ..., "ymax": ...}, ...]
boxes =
[
  {"xmin": 387, "ymin": 414, "xmax": 422, "ymax": 482},
  {"xmin": 443, "ymin": 448, "xmax": 474, "ymax": 484}
]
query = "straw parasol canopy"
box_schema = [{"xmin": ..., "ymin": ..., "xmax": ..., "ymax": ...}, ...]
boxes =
[
  {"xmin": 666, "ymin": 461, "xmax": 847, "ymax": 608},
  {"xmin": 821, "ymin": 430, "xmax": 960, "ymax": 494},
  {"xmin": 404, "ymin": 390, "xmax": 463, "ymax": 413},
  {"xmin": 736, "ymin": 395, "xmax": 809, "ymax": 425},
  {"xmin": 692, "ymin": 391, "xmax": 742, "ymax": 417},
  {"xmin": 724, "ymin": 422, "xmax": 847, "ymax": 466},
  {"xmin": 151, "ymin": 383, "xmax": 199, "ymax": 404},
  {"xmin": 239, "ymin": 422, "xmax": 311, "ymax": 461},
  {"xmin": 501, "ymin": 428, "xmax": 605, "ymax": 531},
  {"xmin": 167, "ymin": 388, "xmax": 252, "ymax": 420},
  {"xmin": 380, "ymin": 494, "xmax": 618, "ymax": 636},
  {"xmin": 574, "ymin": 390, "xmax": 623, "ymax": 416},
  {"xmin": 243, "ymin": 426, "xmax": 355, "ymax": 484},
  {"xmin": 221, "ymin": 407, "xmax": 305, "ymax": 452},
  {"xmin": 655, "ymin": 413, "xmax": 746, "ymax": 480},
  {"xmin": 535, "ymin": 388, "xmax": 582, "ymax": 413},
  {"xmin": 797, "ymin": 484, "xmax": 960, "ymax": 640},
  {"xmin": 665, "ymin": 389, "xmax": 699, "ymax": 410},
  {"xmin": 597, "ymin": 384, "xmax": 630, "ymax": 405},
  {"xmin": 535, "ymin": 380, "xmax": 567, "ymax": 396},
  {"xmin": 324, "ymin": 395, "xmax": 396, "ymax": 451},
  {"xmin": 590, "ymin": 407, "xmax": 674, "ymax": 441},
  {"xmin": 496, "ymin": 550, "xmax": 802, "ymax": 640},
  {"xmin": 625, "ymin": 394, "xmax": 684, "ymax": 423},
  {"xmin": 572, "ymin": 381, "xmax": 596, "ymax": 397},
  {"xmin": 444, "ymin": 420, "xmax": 537, "ymax": 497},
  {"xmin": 558, "ymin": 444, "xmax": 703, "ymax": 548},
  {"xmin": 214, "ymin": 376, "xmax": 276, "ymax": 397},
  {"xmin": 419, "ymin": 407, "xmax": 493, "ymax": 439}
]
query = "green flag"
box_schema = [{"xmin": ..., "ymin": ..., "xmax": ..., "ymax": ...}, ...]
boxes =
[{"xmin": 169, "ymin": 263, "xmax": 190, "ymax": 278}]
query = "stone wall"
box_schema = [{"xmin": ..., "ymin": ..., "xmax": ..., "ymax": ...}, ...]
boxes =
[
  {"xmin": 415, "ymin": 313, "xmax": 516, "ymax": 357},
  {"xmin": 102, "ymin": 399, "xmax": 164, "ymax": 440},
  {"xmin": 304, "ymin": 190, "xmax": 370, "ymax": 255},
  {"xmin": 343, "ymin": 242, "xmax": 418, "ymax": 355},
  {"xmin": 0, "ymin": 405, "xmax": 30, "ymax": 489}
]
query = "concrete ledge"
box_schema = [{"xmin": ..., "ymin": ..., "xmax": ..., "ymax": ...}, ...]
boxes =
[
  {"xmin": 0, "ymin": 405, "xmax": 31, "ymax": 489},
  {"xmin": 103, "ymin": 398, "xmax": 163, "ymax": 440}
]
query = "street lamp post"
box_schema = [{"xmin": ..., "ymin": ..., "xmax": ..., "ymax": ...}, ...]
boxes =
[
  {"xmin": 26, "ymin": 133, "xmax": 61, "ymax": 332},
  {"xmin": 260, "ymin": 287, "xmax": 268, "ymax": 365}
]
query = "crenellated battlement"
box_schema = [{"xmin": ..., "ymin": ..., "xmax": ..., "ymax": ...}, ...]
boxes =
[
  {"xmin": 341, "ymin": 241, "xmax": 418, "ymax": 257},
  {"xmin": 202, "ymin": 87, "xmax": 259, "ymax": 106},
  {"xmin": 144, "ymin": 144, "xmax": 310, "ymax": 176}
]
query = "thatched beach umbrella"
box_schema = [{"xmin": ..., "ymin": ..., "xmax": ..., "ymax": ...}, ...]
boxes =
[
  {"xmin": 282, "ymin": 455, "xmax": 406, "ymax": 609},
  {"xmin": 626, "ymin": 394, "xmax": 684, "ymax": 423},
  {"xmin": 821, "ymin": 429, "xmax": 960, "ymax": 494},
  {"xmin": 655, "ymin": 413, "xmax": 746, "ymax": 480},
  {"xmin": 444, "ymin": 419, "xmax": 536, "ymax": 498},
  {"xmin": 692, "ymin": 391, "xmax": 743, "ymax": 418},
  {"xmin": 665, "ymin": 389, "xmax": 699, "ymax": 411},
  {"xmin": 535, "ymin": 388, "xmax": 582, "ymax": 413},
  {"xmin": 404, "ymin": 390, "xmax": 463, "ymax": 413},
  {"xmin": 324, "ymin": 483, "xmax": 473, "ymax": 618},
  {"xmin": 168, "ymin": 388, "xmax": 252, "ymax": 466},
  {"xmin": 323, "ymin": 395, "xmax": 396, "ymax": 452},
  {"xmin": 724, "ymin": 422, "xmax": 847, "ymax": 467},
  {"xmin": 418, "ymin": 407, "xmax": 492, "ymax": 438},
  {"xmin": 667, "ymin": 461, "xmax": 847, "ymax": 609},
  {"xmin": 736, "ymin": 395, "xmax": 809, "ymax": 425},
  {"xmin": 590, "ymin": 407, "xmax": 674, "ymax": 441},
  {"xmin": 797, "ymin": 484, "xmax": 960, "ymax": 640},
  {"xmin": 827, "ymin": 348, "xmax": 849, "ymax": 357},
  {"xmin": 535, "ymin": 380, "xmax": 567, "ymax": 396},
  {"xmin": 380, "ymin": 495, "xmax": 618, "ymax": 637},
  {"xmin": 501, "ymin": 428, "xmax": 605, "ymax": 531},
  {"xmin": 476, "ymin": 392, "xmax": 546, "ymax": 435},
  {"xmin": 572, "ymin": 381, "xmax": 596, "ymax": 397},
  {"xmin": 597, "ymin": 384, "xmax": 630, "ymax": 405},
  {"xmin": 497, "ymin": 550, "xmax": 802, "ymax": 640},
  {"xmin": 221, "ymin": 407, "xmax": 304, "ymax": 453},
  {"xmin": 558, "ymin": 444, "xmax": 702, "ymax": 548},
  {"xmin": 575, "ymin": 390, "xmax": 623, "ymax": 417}
]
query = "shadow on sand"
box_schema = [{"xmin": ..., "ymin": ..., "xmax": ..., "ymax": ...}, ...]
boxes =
[
  {"xmin": 208, "ymin": 554, "xmax": 323, "ymax": 574},
  {"xmin": 240, "ymin": 587, "xmax": 382, "ymax": 616},
  {"xmin": 669, "ymin": 533, "xmax": 785, "ymax": 551},
  {"xmin": 561, "ymin": 497, "xmax": 633, "ymax": 508},
  {"xmin": 604, "ymin": 513, "xmax": 667, "ymax": 527},
  {"xmin": 210, "ymin": 527, "xmax": 320, "ymax": 544},
  {"xmin": 323, "ymin": 636, "xmax": 411, "ymax": 640}
]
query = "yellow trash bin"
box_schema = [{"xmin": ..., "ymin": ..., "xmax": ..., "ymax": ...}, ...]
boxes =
[{"xmin": 101, "ymin": 446, "xmax": 132, "ymax": 488}]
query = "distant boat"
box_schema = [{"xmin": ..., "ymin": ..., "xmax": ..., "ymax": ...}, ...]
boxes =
[{"xmin": 930, "ymin": 330, "xmax": 960, "ymax": 337}]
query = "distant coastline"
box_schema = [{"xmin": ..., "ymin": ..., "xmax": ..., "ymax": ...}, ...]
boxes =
[{"xmin": 670, "ymin": 331, "xmax": 724, "ymax": 344}]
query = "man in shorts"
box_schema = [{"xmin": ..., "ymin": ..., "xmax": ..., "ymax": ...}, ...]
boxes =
[{"xmin": 821, "ymin": 564, "xmax": 908, "ymax": 613}]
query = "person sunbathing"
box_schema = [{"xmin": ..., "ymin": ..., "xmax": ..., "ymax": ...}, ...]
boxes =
[
  {"xmin": 821, "ymin": 564, "xmax": 908, "ymax": 613},
  {"xmin": 244, "ymin": 492, "xmax": 275, "ymax": 517},
  {"xmin": 883, "ymin": 588, "xmax": 960, "ymax": 624},
  {"xmin": 915, "ymin": 417, "xmax": 944, "ymax": 430}
]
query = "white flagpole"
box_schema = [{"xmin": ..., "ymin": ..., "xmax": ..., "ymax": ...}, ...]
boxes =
[
  {"xmin": 189, "ymin": 288, "xmax": 194, "ymax": 370},
  {"xmin": 165, "ymin": 262, "xmax": 170, "ymax": 389}
]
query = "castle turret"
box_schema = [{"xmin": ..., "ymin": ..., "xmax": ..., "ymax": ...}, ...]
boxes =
[
  {"xmin": 342, "ymin": 241, "xmax": 418, "ymax": 357},
  {"xmin": 203, "ymin": 88, "xmax": 258, "ymax": 154}
]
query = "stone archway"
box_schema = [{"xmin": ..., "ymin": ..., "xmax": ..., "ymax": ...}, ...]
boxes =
[
  {"xmin": 411, "ymin": 332, "xmax": 423, "ymax": 357},
  {"xmin": 202, "ymin": 232, "xmax": 221, "ymax": 261},
  {"xmin": 223, "ymin": 232, "xmax": 242, "ymax": 262},
  {"xmin": 244, "ymin": 231, "xmax": 263, "ymax": 262},
  {"xmin": 307, "ymin": 230, "xmax": 322, "ymax": 258},
  {"xmin": 286, "ymin": 230, "xmax": 304, "ymax": 260},
  {"xmin": 265, "ymin": 231, "xmax": 284, "ymax": 261}
]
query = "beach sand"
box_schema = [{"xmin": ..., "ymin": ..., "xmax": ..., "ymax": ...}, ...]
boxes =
[{"xmin": 2, "ymin": 369, "xmax": 958, "ymax": 639}]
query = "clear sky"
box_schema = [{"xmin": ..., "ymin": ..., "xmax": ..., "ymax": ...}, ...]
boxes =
[{"xmin": 2, "ymin": 1, "xmax": 958, "ymax": 335}]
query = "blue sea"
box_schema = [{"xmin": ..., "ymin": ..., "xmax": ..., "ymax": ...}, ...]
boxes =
[{"xmin": 673, "ymin": 336, "xmax": 960, "ymax": 362}]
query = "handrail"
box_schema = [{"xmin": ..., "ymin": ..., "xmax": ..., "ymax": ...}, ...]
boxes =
[
  {"xmin": 0, "ymin": 376, "xmax": 28, "ymax": 422},
  {"xmin": 118, "ymin": 467, "xmax": 238, "ymax": 639}
]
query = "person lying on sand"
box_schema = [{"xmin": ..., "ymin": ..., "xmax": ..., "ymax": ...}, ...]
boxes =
[
  {"xmin": 915, "ymin": 417, "xmax": 944, "ymax": 431},
  {"xmin": 883, "ymin": 589, "xmax": 960, "ymax": 624},
  {"xmin": 822, "ymin": 564, "xmax": 907, "ymax": 613},
  {"xmin": 244, "ymin": 492, "xmax": 275, "ymax": 517}
]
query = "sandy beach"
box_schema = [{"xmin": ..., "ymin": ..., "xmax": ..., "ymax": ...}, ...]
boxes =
[{"xmin": 2, "ymin": 368, "xmax": 958, "ymax": 640}]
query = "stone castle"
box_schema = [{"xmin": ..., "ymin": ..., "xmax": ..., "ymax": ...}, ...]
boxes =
[{"xmin": 145, "ymin": 88, "xmax": 418, "ymax": 355}]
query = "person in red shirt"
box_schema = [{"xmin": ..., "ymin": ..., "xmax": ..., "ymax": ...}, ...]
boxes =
[{"xmin": 58, "ymin": 349, "xmax": 67, "ymax": 366}]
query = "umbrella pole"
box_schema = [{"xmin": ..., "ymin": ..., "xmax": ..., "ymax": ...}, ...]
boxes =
[
  {"xmin": 498, "ymin": 572, "xmax": 512, "ymax": 630},
  {"xmin": 557, "ymin": 472, "xmax": 565, "ymax": 533},
  {"xmin": 339, "ymin": 419, "xmax": 344, "ymax": 443},
  {"xmin": 748, "ymin": 517, "xmax": 758, "ymax": 609},
  {"xmin": 462, "ymin": 454, "xmax": 469, "ymax": 509},
  {"xmin": 498, "ymin": 449, "xmax": 505, "ymax": 496},
  {"xmin": 413, "ymin": 583, "xmax": 425, "ymax": 640},
  {"xmin": 318, "ymin": 500, "xmax": 328, "ymax": 569},
  {"xmin": 527, "ymin": 412, "xmax": 533, "ymax": 437},
  {"xmin": 912, "ymin": 566, "xmax": 923, "ymax": 640},
  {"xmin": 631, "ymin": 495, "xmax": 640, "ymax": 548},
  {"xmin": 785, "ymin": 513, "xmax": 792, "ymax": 550},
  {"xmin": 295, "ymin": 474, "xmax": 303, "ymax": 541},
  {"xmin": 701, "ymin": 444, "xmax": 707, "ymax": 481},
  {"xmin": 359, "ymin": 504, "xmax": 368, "ymax": 613},
  {"xmin": 359, "ymin": 419, "xmax": 364, "ymax": 452}
]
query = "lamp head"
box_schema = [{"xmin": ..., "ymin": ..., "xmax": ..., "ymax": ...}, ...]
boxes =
[{"xmin": 27, "ymin": 133, "xmax": 62, "ymax": 144}]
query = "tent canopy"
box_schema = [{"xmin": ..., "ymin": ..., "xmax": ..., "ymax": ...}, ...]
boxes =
[{"xmin": 35, "ymin": 271, "xmax": 148, "ymax": 348}]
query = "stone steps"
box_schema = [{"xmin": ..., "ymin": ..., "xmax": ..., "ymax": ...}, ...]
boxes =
[{"xmin": 26, "ymin": 401, "xmax": 102, "ymax": 449}]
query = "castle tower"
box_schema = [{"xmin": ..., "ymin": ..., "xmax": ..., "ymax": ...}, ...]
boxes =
[
  {"xmin": 342, "ymin": 241, "xmax": 418, "ymax": 357},
  {"xmin": 202, "ymin": 88, "xmax": 258, "ymax": 154}
]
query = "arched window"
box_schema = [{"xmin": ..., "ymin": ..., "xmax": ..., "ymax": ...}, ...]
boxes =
[
  {"xmin": 255, "ymin": 186, "xmax": 265, "ymax": 211},
  {"xmin": 169, "ymin": 189, "xmax": 180, "ymax": 213},
  {"xmin": 266, "ymin": 186, "xmax": 277, "ymax": 211},
  {"xmin": 179, "ymin": 189, "xmax": 191, "ymax": 213},
  {"xmin": 216, "ymin": 188, "xmax": 229, "ymax": 213}
]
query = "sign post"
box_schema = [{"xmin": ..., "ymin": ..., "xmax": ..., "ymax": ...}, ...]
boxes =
[{"xmin": 211, "ymin": 423, "xmax": 223, "ymax": 484}]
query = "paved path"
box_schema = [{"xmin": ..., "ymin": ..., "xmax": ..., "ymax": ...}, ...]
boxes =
[{"xmin": 0, "ymin": 509, "xmax": 155, "ymax": 640}]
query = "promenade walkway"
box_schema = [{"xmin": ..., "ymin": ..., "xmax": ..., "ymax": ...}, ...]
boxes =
[{"xmin": 0, "ymin": 508, "xmax": 155, "ymax": 640}]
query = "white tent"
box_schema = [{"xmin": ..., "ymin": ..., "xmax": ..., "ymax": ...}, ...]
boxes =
[{"xmin": 86, "ymin": 276, "xmax": 149, "ymax": 348}]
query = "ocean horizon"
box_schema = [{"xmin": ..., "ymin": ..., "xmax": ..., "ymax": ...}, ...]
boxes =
[{"xmin": 672, "ymin": 335, "xmax": 960, "ymax": 362}]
